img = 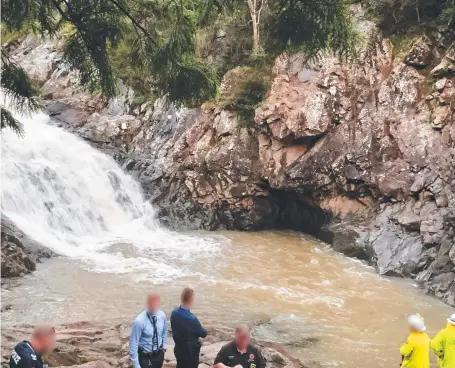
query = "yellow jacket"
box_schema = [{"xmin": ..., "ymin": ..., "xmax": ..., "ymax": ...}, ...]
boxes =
[
  {"xmin": 400, "ymin": 331, "xmax": 430, "ymax": 368},
  {"xmin": 431, "ymin": 323, "xmax": 455, "ymax": 368}
]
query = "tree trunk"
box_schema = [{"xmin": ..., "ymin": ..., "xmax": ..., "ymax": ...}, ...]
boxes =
[{"xmin": 252, "ymin": 20, "xmax": 259, "ymax": 53}]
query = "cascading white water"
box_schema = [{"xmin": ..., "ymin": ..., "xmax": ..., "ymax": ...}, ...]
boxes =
[{"xmin": 1, "ymin": 108, "xmax": 222, "ymax": 278}]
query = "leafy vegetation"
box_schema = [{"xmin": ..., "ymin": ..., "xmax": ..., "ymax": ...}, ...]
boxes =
[
  {"xmin": 1, "ymin": 50, "xmax": 41, "ymax": 133},
  {"xmin": 362, "ymin": 0, "xmax": 455, "ymax": 36},
  {"xmin": 1, "ymin": 0, "xmax": 360, "ymax": 133},
  {"xmin": 219, "ymin": 66, "xmax": 271, "ymax": 127}
]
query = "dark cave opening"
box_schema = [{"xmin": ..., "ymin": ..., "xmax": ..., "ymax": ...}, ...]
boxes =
[{"xmin": 267, "ymin": 189, "xmax": 329, "ymax": 235}]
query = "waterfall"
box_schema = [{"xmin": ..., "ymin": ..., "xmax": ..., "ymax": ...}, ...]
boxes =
[{"xmin": 1, "ymin": 107, "xmax": 221, "ymax": 278}]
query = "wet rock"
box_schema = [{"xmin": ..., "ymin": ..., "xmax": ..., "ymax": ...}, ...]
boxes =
[
  {"xmin": 1, "ymin": 214, "xmax": 55, "ymax": 278},
  {"xmin": 367, "ymin": 205, "xmax": 424, "ymax": 277},
  {"xmin": 433, "ymin": 255, "xmax": 453, "ymax": 273},
  {"xmin": 429, "ymin": 272, "xmax": 455, "ymax": 294},
  {"xmin": 317, "ymin": 222, "xmax": 369, "ymax": 261},
  {"xmin": 395, "ymin": 201, "xmax": 421, "ymax": 231},
  {"xmin": 420, "ymin": 201, "xmax": 446, "ymax": 246}
]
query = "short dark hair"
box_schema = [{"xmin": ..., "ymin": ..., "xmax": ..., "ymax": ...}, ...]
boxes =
[{"xmin": 181, "ymin": 287, "xmax": 194, "ymax": 304}]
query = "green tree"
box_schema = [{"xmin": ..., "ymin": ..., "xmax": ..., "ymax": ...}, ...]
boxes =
[
  {"xmin": 233, "ymin": 0, "xmax": 357, "ymax": 58},
  {"xmin": 1, "ymin": 0, "xmax": 358, "ymax": 133},
  {"xmin": 1, "ymin": 50, "xmax": 41, "ymax": 133},
  {"xmin": 244, "ymin": 0, "xmax": 268, "ymax": 54},
  {"xmin": 267, "ymin": 0, "xmax": 358, "ymax": 60},
  {"xmin": 1, "ymin": 0, "xmax": 219, "ymax": 132},
  {"xmin": 363, "ymin": 0, "xmax": 455, "ymax": 35}
]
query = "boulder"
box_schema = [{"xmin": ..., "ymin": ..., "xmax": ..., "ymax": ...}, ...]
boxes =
[
  {"xmin": 1, "ymin": 215, "xmax": 55, "ymax": 277},
  {"xmin": 317, "ymin": 222, "xmax": 370, "ymax": 261},
  {"xmin": 431, "ymin": 48, "xmax": 455, "ymax": 77},
  {"xmin": 404, "ymin": 36, "xmax": 432, "ymax": 67}
]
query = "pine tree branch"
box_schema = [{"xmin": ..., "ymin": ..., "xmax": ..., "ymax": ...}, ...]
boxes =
[{"xmin": 106, "ymin": 0, "xmax": 159, "ymax": 47}]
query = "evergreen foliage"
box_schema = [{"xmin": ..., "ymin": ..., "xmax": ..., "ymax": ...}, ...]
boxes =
[
  {"xmin": 267, "ymin": 0, "xmax": 359, "ymax": 60},
  {"xmin": 2, "ymin": 0, "xmax": 219, "ymax": 103},
  {"xmin": 362, "ymin": 0, "xmax": 455, "ymax": 35},
  {"xmin": 1, "ymin": 0, "xmax": 360, "ymax": 132},
  {"xmin": 1, "ymin": 50, "xmax": 41, "ymax": 134}
]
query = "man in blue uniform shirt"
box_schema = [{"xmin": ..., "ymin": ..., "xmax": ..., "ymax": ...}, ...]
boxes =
[
  {"xmin": 129, "ymin": 293, "xmax": 167, "ymax": 368},
  {"xmin": 10, "ymin": 325, "xmax": 56, "ymax": 368},
  {"xmin": 170, "ymin": 288, "xmax": 207, "ymax": 368}
]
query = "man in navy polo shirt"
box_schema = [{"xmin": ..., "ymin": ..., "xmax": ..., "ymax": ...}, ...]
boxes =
[{"xmin": 170, "ymin": 288, "xmax": 207, "ymax": 368}]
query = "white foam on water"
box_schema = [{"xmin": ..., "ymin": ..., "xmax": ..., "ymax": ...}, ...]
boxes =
[{"xmin": 1, "ymin": 105, "xmax": 224, "ymax": 280}]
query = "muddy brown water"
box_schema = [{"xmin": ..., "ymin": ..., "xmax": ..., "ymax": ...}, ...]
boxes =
[{"xmin": 2, "ymin": 231, "xmax": 453, "ymax": 367}]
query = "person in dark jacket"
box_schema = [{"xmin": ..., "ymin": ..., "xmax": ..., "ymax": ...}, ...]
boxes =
[
  {"xmin": 170, "ymin": 288, "xmax": 207, "ymax": 368},
  {"xmin": 10, "ymin": 325, "xmax": 56, "ymax": 368},
  {"xmin": 214, "ymin": 324, "xmax": 266, "ymax": 368}
]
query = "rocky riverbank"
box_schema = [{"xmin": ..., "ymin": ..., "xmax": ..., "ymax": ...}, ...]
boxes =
[
  {"xmin": 0, "ymin": 322, "xmax": 306, "ymax": 368},
  {"xmin": 3, "ymin": 5, "xmax": 455, "ymax": 306},
  {"xmin": 1, "ymin": 215, "xmax": 55, "ymax": 278}
]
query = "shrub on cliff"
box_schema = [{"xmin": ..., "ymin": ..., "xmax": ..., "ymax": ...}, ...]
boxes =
[{"xmin": 218, "ymin": 66, "xmax": 271, "ymax": 127}]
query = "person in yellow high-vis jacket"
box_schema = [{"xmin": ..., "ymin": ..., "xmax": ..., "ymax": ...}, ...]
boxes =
[
  {"xmin": 431, "ymin": 313, "xmax": 455, "ymax": 368},
  {"xmin": 400, "ymin": 314, "xmax": 430, "ymax": 368}
]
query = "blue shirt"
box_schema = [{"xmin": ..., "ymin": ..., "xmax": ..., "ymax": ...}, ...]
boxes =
[
  {"xmin": 129, "ymin": 310, "xmax": 167, "ymax": 368},
  {"xmin": 170, "ymin": 306, "xmax": 207, "ymax": 354}
]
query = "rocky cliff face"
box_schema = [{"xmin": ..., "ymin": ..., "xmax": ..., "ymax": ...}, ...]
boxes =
[
  {"xmin": 7, "ymin": 8, "xmax": 455, "ymax": 305},
  {"xmin": 1, "ymin": 215, "xmax": 55, "ymax": 278}
]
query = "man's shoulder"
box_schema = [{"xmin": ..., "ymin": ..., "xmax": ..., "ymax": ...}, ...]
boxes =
[
  {"xmin": 220, "ymin": 340, "xmax": 236, "ymax": 352},
  {"xmin": 134, "ymin": 310, "xmax": 147, "ymax": 323},
  {"xmin": 171, "ymin": 307, "xmax": 194, "ymax": 319},
  {"xmin": 13, "ymin": 342, "xmax": 32, "ymax": 355},
  {"xmin": 11, "ymin": 341, "xmax": 33, "ymax": 364},
  {"xmin": 158, "ymin": 309, "xmax": 167, "ymax": 319}
]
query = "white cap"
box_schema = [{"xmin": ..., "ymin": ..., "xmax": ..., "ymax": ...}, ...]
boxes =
[
  {"xmin": 447, "ymin": 314, "xmax": 455, "ymax": 325},
  {"xmin": 408, "ymin": 314, "xmax": 426, "ymax": 332}
]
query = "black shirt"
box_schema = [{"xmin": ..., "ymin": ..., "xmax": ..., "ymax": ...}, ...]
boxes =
[
  {"xmin": 9, "ymin": 341, "xmax": 44, "ymax": 368},
  {"xmin": 214, "ymin": 341, "xmax": 266, "ymax": 368}
]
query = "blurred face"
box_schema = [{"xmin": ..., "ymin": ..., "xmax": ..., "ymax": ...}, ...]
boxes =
[
  {"xmin": 234, "ymin": 330, "xmax": 251, "ymax": 350},
  {"xmin": 147, "ymin": 294, "xmax": 161, "ymax": 314},
  {"xmin": 43, "ymin": 332, "xmax": 56, "ymax": 353}
]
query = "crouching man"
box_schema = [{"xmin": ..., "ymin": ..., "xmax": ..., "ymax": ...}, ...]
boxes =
[
  {"xmin": 214, "ymin": 325, "xmax": 266, "ymax": 368},
  {"xmin": 10, "ymin": 325, "xmax": 56, "ymax": 368}
]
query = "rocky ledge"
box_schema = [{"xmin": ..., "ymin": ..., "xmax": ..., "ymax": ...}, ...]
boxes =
[
  {"xmin": 1, "ymin": 215, "xmax": 55, "ymax": 278},
  {"xmin": 5, "ymin": 6, "xmax": 455, "ymax": 306},
  {"xmin": 1, "ymin": 322, "xmax": 306, "ymax": 368}
]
